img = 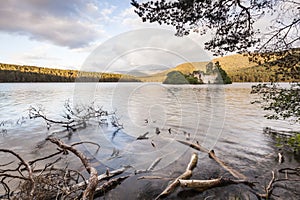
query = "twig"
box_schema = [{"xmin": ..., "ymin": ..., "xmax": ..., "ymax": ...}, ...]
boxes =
[
  {"xmin": 0, "ymin": 149, "xmax": 35, "ymax": 198},
  {"xmin": 258, "ymin": 171, "xmax": 275, "ymax": 199},
  {"xmin": 176, "ymin": 139, "xmax": 209, "ymax": 153},
  {"xmin": 177, "ymin": 140, "xmax": 247, "ymax": 180},
  {"xmin": 155, "ymin": 153, "xmax": 198, "ymax": 200},
  {"xmin": 135, "ymin": 157, "xmax": 162, "ymax": 174},
  {"xmin": 137, "ymin": 132, "xmax": 149, "ymax": 140},
  {"xmin": 71, "ymin": 141, "xmax": 101, "ymax": 152},
  {"xmin": 137, "ymin": 176, "xmax": 173, "ymax": 180}
]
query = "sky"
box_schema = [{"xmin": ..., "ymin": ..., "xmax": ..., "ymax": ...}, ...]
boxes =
[{"xmin": 0, "ymin": 0, "xmax": 216, "ymax": 73}]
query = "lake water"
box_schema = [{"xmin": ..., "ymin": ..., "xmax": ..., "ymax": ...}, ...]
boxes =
[{"xmin": 0, "ymin": 83, "xmax": 299, "ymax": 199}]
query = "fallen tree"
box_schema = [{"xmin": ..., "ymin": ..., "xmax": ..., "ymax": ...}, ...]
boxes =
[
  {"xmin": 29, "ymin": 100, "xmax": 122, "ymax": 134},
  {"xmin": 0, "ymin": 137, "xmax": 128, "ymax": 199}
]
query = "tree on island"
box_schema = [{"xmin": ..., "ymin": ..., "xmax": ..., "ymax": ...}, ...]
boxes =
[
  {"xmin": 163, "ymin": 70, "xmax": 203, "ymax": 84},
  {"xmin": 214, "ymin": 61, "xmax": 232, "ymax": 84}
]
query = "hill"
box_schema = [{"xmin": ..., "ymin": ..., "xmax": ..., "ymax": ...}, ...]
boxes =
[
  {"xmin": 212, "ymin": 54, "xmax": 256, "ymax": 71},
  {"xmin": 1, "ymin": 52, "xmax": 298, "ymax": 83},
  {"xmin": 212, "ymin": 54, "xmax": 296, "ymax": 82},
  {"xmin": 139, "ymin": 53, "xmax": 298, "ymax": 83},
  {"xmin": 138, "ymin": 61, "xmax": 208, "ymax": 82}
]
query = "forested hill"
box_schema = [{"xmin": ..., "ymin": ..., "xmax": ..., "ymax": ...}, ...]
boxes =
[
  {"xmin": 0, "ymin": 63, "xmax": 141, "ymax": 82},
  {"xmin": 213, "ymin": 53, "xmax": 299, "ymax": 82}
]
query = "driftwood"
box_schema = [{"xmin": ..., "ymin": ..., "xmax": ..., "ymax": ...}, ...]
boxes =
[
  {"xmin": 263, "ymin": 127, "xmax": 296, "ymax": 138},
  {"xmin": 177, "ymin": 139, "xmax": 246, "ymax": 180},
  {"xmin": 135, "ymin": 157, "xmax": 162, "ymax": 174},
  {"xmin": 94, "ymin": 175, "xmax": 130, "ymax": 197},
  {"xmin": 0, "ymin": 138, "xmax": 129, "ymax": 199},
  {"xmin": 0, "ymin": 149, "xmax": 35, "ymax": 199},
  {"xmin": 208, "ymin": 150, "xmax": 246, "ymax": 180},
  {"xmin": 29, "ymin": 101, "xmax": 121, "ymax": 134},
  {"xmin": 137, "ymin": 176, "xmax": 173, "ymax": 180},
  {"xmin": 179, "ymin": 178, "xmax": 254, "ymax": 192},
  {"xmin": 72, "ymin": 167, "xmax": 126, "ymax": 190},
  {"xmin": 136, "ymin": 132, "xmax": 149, "ymax": 140},
  {"xmin": 155, "ymin": 152, "xmax": 198, "ymax": 200},
  {"xmin": 47, "ymin": 137, "xmax": 99, "ymax": 200},
  {"xmin": 257, "ymin": 170, "xmax": 300, "ymax": 199},
  {"xmin": 277, "ymin": 152, "xmax": 284, "ymax": 163}
]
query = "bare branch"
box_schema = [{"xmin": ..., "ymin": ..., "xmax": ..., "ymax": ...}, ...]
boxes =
[{"xmin": 46, "ymin": 137, "xmax": 99, "ymax": 200}]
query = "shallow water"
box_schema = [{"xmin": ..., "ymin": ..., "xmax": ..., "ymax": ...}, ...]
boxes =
[{"xmin": 0, "ymin": 82, "xmax": 299, "ymax": 199}]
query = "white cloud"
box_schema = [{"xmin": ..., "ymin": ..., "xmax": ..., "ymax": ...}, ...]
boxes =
[
  {"xmin": 0, "ymin": 0, "xmax": 116, "ymax": 49},
  {"xmin": 13, "ymin": 45, "xmax": 55, "ymax": 62},
  {"xmin": 81, "ymin": 28, "xmax": 211, "ymax": 74}
]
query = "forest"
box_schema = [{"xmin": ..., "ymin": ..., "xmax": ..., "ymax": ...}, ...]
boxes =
[{"xmin": 0, "ymin": 63, "xmax": 141, "ymax": 82}]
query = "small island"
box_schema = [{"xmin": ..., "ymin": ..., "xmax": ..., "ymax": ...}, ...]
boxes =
[{"xmin": 163, "ymin": 61, "xmax": 232, "ymax": 85}]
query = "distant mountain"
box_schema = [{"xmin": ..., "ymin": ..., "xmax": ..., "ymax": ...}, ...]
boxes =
[
  {"xmin": 137, "ymin": 61, "xmax": 208, "ymax": 82},
  {"xmin": 116, "ymin": 64, "xmax": 169, "ymax": 77},
  {"xmin": 116, "ymin": 70, "xmax": 149, "ymax": 77}
]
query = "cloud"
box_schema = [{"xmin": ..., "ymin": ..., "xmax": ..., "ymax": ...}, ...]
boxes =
[
  {"xmin": 119, "ymin": 7, "xmax": 172, "ymax": 30},
  {"xmin": 13, "ymin": 45, "xmax": 58, "ymax": 62},
  {"xmin": 81, "ymin": 28, "xmax": 211, "ymax": 74},
  {"xmin": 0, "ymin": 0, "xmax": 114, "ymax": 49}
]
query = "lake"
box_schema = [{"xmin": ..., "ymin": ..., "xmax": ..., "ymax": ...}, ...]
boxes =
[{"xmin": 0, "ymin": 82, "xmax": 299, "ymax": 199}]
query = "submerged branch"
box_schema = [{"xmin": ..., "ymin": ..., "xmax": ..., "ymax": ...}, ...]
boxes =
[
  {"xmin": 176, "ymin": 139, "xmax": 247, "ymax": 180},
  {"xmin": 179, "ymin": 177, "xmax": 254, "ymax": 192},
  {"xmin": 155, "ymin": 152, "xmax": 198, "ymax": 200}
]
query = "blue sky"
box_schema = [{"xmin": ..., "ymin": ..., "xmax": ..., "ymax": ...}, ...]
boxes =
[{"xmin": 0, "ymin": 0, "xmax": 217, "ymax": 72}]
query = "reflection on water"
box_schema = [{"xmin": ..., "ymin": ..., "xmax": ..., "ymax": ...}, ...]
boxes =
[{"xmin": 0, "ymin": 82, "xmax": 299, "ymax": 199}]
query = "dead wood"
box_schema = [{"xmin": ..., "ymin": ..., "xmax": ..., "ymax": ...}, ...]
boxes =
[
  {"xmin": 0, "ymin": 148, "xmax": 35, "ymax": 199},
  {"xmin": 176, "ymin": 139, "xmax": 247, "ymax": 180},
  {"xmin": 208, "ymin": 150, "xmax": 247, "ymax": 180},
  {"xmin": 257, "ymin": 170, "xmax": 300, "ymax": 199},
  {"xmin": 278, "ymin": 167, "xmax": 300, "ymax": 176},
  {"xmin": 135, "ymin": 157, "xmax": 162, "ymax": 174},
  {"xmin": 155, "ymin": 152, "xmax": 198, "ymax": 200},
  {"xmin": 94, "ymin": 175, "xmax": 129, "ymax": 197},
  {"xmin": 277, "ymin": 152, "xmax": 284, "ymax": 164},
  {"xmin": 71, "ymin": 141, "xmax": 101, "ymax": 153},
  {"xmin": 72, "ymin": 167, "xmax": 126, "ymax": 190},
  {"xmin": 137, "ymin": 176, "xmax": 173, "ymax": 180},
  {"xmin": 29, "ymin": 101, "xmax": 121, "ymax": 134},
  {"xmin": 179, "ymin": 178, "xmax": 254, "ymax": 192},
  {"xmin": 263, "ymin": 127, "xmax": 296, "ymax": 138},
  {"xmin": 176, "ymin": 139, "xmax": 209, "ymax": 153},
  {"xmin": 137, "ymin": 131, "xmax": 149, "ymax": 140},
  {"xmin": 47, "ymin": 137, "xmax": 99, "ymax": 200}
]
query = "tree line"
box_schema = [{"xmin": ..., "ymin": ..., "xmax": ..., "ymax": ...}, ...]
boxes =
[{"xmin": 0, "ymin": 63, "xmax": 141, "ymax": 82}]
